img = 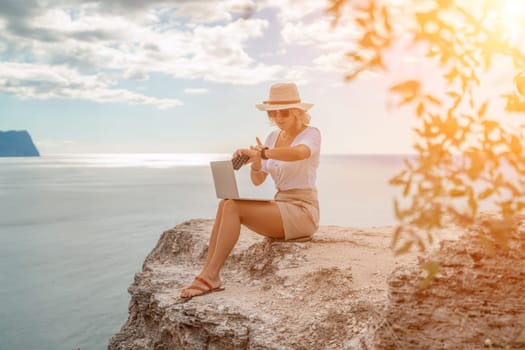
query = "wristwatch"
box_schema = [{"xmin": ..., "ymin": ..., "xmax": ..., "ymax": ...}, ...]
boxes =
[{"xmin": 261, "ymin": 147, "xmax": 269, "ymax": 160}]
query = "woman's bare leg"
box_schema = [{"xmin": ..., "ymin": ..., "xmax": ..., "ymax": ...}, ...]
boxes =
[
  {"xmin": 180, "ymin": 199, "xmax": 284, "ymax": 298},
  {"xmin": 200, "ymin": 199, "xmax": 227, "ymax": 271},
  {"xmin": 204, "ymin": 199, "xmax": 284, "ymax": 277},
  {"xmin": 180, "ymin": 200, "xmax": 225, "ymax": 294}
]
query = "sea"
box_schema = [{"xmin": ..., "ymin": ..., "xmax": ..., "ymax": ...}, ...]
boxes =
[{"xmin": 0, "ymin": 153, "xmax": 405, "ymax": 350}]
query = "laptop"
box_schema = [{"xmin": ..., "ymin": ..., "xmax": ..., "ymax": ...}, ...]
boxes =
[{"xmin": 210, "ymin": 160, "xmax": 274, "ymax": 201}]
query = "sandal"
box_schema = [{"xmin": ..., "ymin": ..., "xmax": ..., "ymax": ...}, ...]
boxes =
[{"xmin": 180, "ymin": 276, "xmax": 225, "ymax": 300}]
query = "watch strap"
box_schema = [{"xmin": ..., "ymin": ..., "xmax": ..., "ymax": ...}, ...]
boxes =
[{"xmin": 261, "ymin": 147, "xmax": 269, "ymax": 160}]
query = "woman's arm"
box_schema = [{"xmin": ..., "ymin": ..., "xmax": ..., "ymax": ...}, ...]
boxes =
[
  {"xmin": 263, "ymin": 144, "xmax": 311, "ymax": 161},
  {"xmin": 264, "ymin": 127, "xmax": 320, "ymax": 161},
  {"xmin": 232, "ymin": 146, "xmax": 268, "ymax": 186},
  {"xmin": 250, "ymin": 159, "xmax": 268, "ymax": 186}
]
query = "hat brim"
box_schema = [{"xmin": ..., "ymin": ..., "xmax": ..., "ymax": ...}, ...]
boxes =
[{"xmin": 255, "ymin": 102, "xmax": 314, "ymax": 112}]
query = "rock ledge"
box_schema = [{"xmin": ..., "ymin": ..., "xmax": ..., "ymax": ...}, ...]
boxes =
[
  {"xmin": 109, "ymin": 217, "xmax": 525, "ymax": 349},
  {"xmin": 109, "ymin": 219, "xmax": 410, "ymax": 349}
]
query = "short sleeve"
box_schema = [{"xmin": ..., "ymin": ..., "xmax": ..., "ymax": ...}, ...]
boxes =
[{"xmin": 295, "ymin": 127, "xmax": 321, "ymax": 157}]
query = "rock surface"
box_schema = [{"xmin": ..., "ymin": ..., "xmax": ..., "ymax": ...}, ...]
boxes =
[
  {"xmin": 0, "ymin": 130, "xmax": 40, "ymax": 157},
  {"xmin": 374, "ymin": 216, "xmax": 525, "ymax": 350},
  {"xmin": 108, "ymin": 219, "xmax": 418, "ymax": 349},
  {"xmin": 109, "ymin": 218, "xmax": 525, "ymax": 349}
]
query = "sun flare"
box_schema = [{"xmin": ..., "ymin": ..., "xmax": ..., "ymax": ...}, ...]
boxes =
[
  {"xmin": 500, "ymin": 0, "xmax": 525, "ymax": 18},
  {"xmin": 494, "ymin": 0, "xmax": 525, "ymax": 43}
]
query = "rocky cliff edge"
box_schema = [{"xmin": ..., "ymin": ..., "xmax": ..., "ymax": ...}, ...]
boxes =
[{"xmin": 109, "ymin": 217, "xmax": 525, "ymax": 349}]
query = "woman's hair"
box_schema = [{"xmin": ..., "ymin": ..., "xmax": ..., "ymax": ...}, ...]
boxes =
[{"xmin": 268, "ymin": 108, "xmax": 311, "ymax": 126}]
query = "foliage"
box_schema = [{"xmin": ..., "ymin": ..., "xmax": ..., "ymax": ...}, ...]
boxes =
[{"xmin": 327, "ymin": 0, "xmax": 525, "ymax": 254}]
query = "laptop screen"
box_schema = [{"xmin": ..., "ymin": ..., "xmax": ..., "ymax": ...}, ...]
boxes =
[{"xmin": 210, "ymin": 160, "xmax": 240, "ymax": 199}]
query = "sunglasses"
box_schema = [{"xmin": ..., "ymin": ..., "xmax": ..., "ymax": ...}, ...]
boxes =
[{"xmin": 267, "ymin": 109, "xmax": 292, "ymax": 118}]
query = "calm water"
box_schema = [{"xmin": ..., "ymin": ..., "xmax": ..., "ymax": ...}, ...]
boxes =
[{"xmin": 0, "ymin": 154, "xmax": 404, "ymax": 350}]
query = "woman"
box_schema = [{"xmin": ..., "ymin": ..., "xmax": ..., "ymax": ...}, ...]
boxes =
[{"xmin": 180, "ymin": 82, "xmax": 321, "ymax": 299}]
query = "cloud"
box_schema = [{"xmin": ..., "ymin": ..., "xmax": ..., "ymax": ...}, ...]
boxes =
[
  {"xmin": 263, "ymin": 0, "xmax": 363, "ymax": 75},
  {"xmin": 281, "ymin": 18, "xmax": 359, "ymax": 50},
  {"xmin": 123, "ymin": 68, "xmax": 150, "ymax": 81},
  {"xmin": 0, "ymin": 62, "xmax": 182, "ymax": 108},
  {"xmin": 0, "ymin": 1, "xmax": 290, "ymax": 108},
  {"xmin": 184, "ymin": 88, "xmax": 208, "ymax": 94},
  {"xmin": 312, "ymin": 51, "xmax": 349, "ymax": 73},
  {"xmin": 0, "ymin": 0, "xmax": 40, "ymax": 22},
  {"xmin": 0, "ymin": 1, "xmax": 286, "ymax": 84},
  {"xmin": 172, "ymin": 0, "xmax": 256, "ymax": 23},
  {"xmin": 0, "ymin": 0, "xmax": 364, "ymax": 108},
  {"xmin": 261, "ymin": 0, "xmax": 327, "ymax": 22}
]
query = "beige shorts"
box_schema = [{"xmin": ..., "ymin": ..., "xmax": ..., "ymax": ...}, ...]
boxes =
[{"xmin": 274, "ymin": 189, "xmax": 320, "ymax": 241}]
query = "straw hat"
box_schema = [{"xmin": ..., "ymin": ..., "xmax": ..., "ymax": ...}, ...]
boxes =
[{"xmin": 256, "ymin": 82, "xmax": 313, "ymax": 111}]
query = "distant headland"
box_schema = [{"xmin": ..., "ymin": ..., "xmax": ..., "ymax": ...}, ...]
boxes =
[{"xmin": 0, "ymin": 130, "xmax": 40, "ymax": 157}]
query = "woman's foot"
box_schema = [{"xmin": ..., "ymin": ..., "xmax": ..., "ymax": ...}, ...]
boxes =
[{"xmin": 180, "ymin": 275, "xmax": 223, "ymax": 299}]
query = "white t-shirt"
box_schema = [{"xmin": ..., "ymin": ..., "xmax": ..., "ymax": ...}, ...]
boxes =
[{"xmin": 261, "ymin": 126, "xmax": 321, "ymax": 191}]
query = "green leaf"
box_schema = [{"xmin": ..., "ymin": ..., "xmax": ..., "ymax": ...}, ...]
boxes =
[
  {"xmin": 393, "ymin": 199, "xmax": 404, "ymax": 220},
  {"xmin": 420, "ymin": 260, "xmax": 440, "ymax": 288},
  {"xmin": 451, "ymin": 177, "xmax": 464, "ymax": 186},
  {"xmin": 389, "ymin": 80, "xmax": 420, "ymax": 95},
  {"xmin": 391, "ymin": 226, "xmax": 402, "ymax": 248},
  {"xmin": 398, "ymin": 95, "xmax": 417, "ymax": 107},
  {"xmin": 382, "ymin": 6, "xmax": 391, "ymax": 32},
  {"xmin": 478, "ymin": 233, "xmax": 495, "ymax": 255},
  {"xmin": 416, "ymin": 236, "xmax": 426, "ymax": 252},
  {"xmin": 346, "ymin": 52, "xmax": 365, "ymax": 63},
  {"xmin": 403, "ymin": 178, "xmax": 412, "ymax": 196},
  {"xmin": 468, "ymin": 190, "xmax": 478, "ymax": 214},
  {"xmin": 477, "ymin": 100, "xmax": 489, "ymax": 118},
  {"xmin": 417, "ymin": 102, "xmax": 424, "ymax": 117},
  {"xmin": 345, "ymin": 68, "xmax": 365, "ymax": 81},
  {"xmin": 427, "ymin": 232, "xmax": 434, "ymax": 246},
  {"xmin": 425, "ymin": 95, "xmax": 442, "ymax": 106},
  {"xmin": 389, "ymin": 170, "xmax": 406, "ymax": 185},
  {"xmin": 395, "ymin": 240, "xmax": 414, "ymax": 255},
  {"xmin": 444, "ymin": 68, "xmax": 458, "ymax": 83},
  {"xmin": 359, "ymin": 31, "xmax": 375, "ymax": 47},
  {"xmin": 478, "ymin": 188, "xmax": 494, "ymax": 200},
  {"xmin": 510, "ymin": 135, "xmax": 522, "ymax": 154},
  {"xmin": 355, "ymin": 17, "xmax": 367, "ymax": 27},
  {"xmin": 446, "ymin": 91, "xmax": 460, "ymax": 99},
  {"xmin": 482, "ymin": 120, "xmax": 499, "ymax": 131},
  {"xmin": 449, "ymin": 189, "xmax": 467, "ymax": 197}
]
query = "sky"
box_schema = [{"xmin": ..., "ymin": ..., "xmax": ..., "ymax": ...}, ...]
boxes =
[{"xmin": 0, "ymin": 0, "xmax": 516, "ymax": 155}]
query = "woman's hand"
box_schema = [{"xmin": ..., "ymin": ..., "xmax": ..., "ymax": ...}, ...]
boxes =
[
  {"xmin": 251, "ymin": 137, "xmax": 265, "ymax": 153},
  {"xmin": 250, "ymin": 137, "xmax": 267, "ymax": 162},
  {"xmin": 232, "ymin": 137, "xmax": 265, "ymax": 166},
  {"xmin": 232, "ymin": 147, "xmax": 259, "ymax": 163}
]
